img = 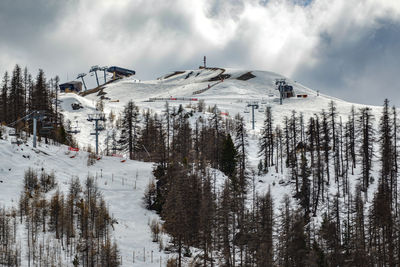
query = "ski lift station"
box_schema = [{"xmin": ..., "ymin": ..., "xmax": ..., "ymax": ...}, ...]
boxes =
[
  {"xmin": 59, "ymin": 81, "xmax": 82, "ymax": 93},
  {"xmin": 107, "ymin": 66, "xmax": 136, "ymax": 79}
]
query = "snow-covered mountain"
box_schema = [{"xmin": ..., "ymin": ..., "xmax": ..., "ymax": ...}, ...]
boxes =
[
  {"xmin": 0, "ymin": 67, "xmax": 386, "ymax": 266},
  {"xmin": 59, "ymin": 67, "xmax": 382, "ymax": 153},
  {"xmin": 58, "ymin": 66, "xmax": 385, "ymax": 218}
]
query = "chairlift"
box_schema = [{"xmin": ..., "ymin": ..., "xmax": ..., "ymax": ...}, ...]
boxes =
[
  {"xmin": 11, "ymin": 139, "xmax": 23, "ymax": 145},
  {"xmin": 261, "ymin": 98, "xmax": 267, "ymax": 104},
  {"xmin": 41, "ymin": 121, "xmax": 54, "ymax": 130},
  {"xmin": 39, "ymin": 128, "xmax": 51, "ymax": 135},
  {"xmin": 67, "ymin": 121, "xmax": 80, "ymax": 134},
  {"xmin": 67, "ymin": 128, "xmax": 81, "ymax": 134},
  {"xmin": 244, "ymin": 107, "xmax": 250, "ymax": 113},
  {"xmin": 9, "ymin": 131, "xmax": 20, "ymax": 137},
  {"xmin": 258, "ymin": 106, "xmax": 265, "ymax": 113}
]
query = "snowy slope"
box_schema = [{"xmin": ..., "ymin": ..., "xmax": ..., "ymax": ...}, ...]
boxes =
[
  {"xmin": 0, "ymin": 132, "xmax": 170, "ymax": 266},
  {"xmin": 57, "ymin": 67, "xmax": 384, "ymax": 218},
  {"xmin": 1, "ymin": 68, "xmax": 386, "ymax": 265},
  {"xmin": 59, "ymin": 68, "xmax": 382, "ymax": 153}
]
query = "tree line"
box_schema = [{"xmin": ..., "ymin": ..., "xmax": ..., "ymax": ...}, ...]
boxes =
[
  {"xmin": 0, "ymin": 168, "xmax": 120, "ymax": 266},
  {"xmin": 126, "ymin": 98, "xmax": 400, "ymax": 266},
  {"xmin": 0, "ymin": 64, "xmax": 70, "ymax": 145}
]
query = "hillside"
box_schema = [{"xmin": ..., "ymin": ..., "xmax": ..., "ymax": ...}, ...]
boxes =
[
  {"xmin": 1, "ymin": 67, "xmax": 390, "ymax": 266},
  {"xmin": 0, "ymin": 131, "xmax": 169, "ymax": 266},
  {"xmin": 59, "ymin": 67, "xmax": 382, "ymax": 156}
]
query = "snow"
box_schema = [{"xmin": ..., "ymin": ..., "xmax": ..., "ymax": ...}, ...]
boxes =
[
  {"xmin": 0, "ymin": 131, "xmax": 170, "ymax": 266},
  {"xmin": 59, "ymin": 67, "xmax": 383, "ymax": 160},
  {"xmin": 0, "ymin": 67, "xmax": 387, "ymax": 265},
  {"xmin": 57, "ymin": 67, "xmax": 386, "ymax": 224}
]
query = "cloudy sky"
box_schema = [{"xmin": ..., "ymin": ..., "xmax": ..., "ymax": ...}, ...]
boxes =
[{"xmin": 0, "ymin": 0, "xmax": 399, "ymax": 106}]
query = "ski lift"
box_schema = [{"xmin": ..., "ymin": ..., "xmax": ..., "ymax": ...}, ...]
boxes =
[
  {"xmin": 261, "ymin": 98, "xmax": 267, "ymax": 104},
  {"xmin": 11, "ymin": 139, "xmax": 23, "ymax": 145},
  {"xmin": 39, "ymin": 121, "xmax": 54, "ymax": 135},
  {"xmin": 258, "ymin": 106, "xmax": 265, "ymax": 113},
  {"xmin": 9, "ymin": 130, "xmax": 20, "ymax": 137},
  {"xmin": 39, "ymin": 128, "xmax": 51, "ymax": 135},
  {"xmin": 67, "ymin": 128, "xmax": 81, "ymax": 134},
  {"xmin": 67, "ymin": 121, "xmax": 81, "ymax": 134},
  {"xmin": 244, "ymin": 106, "xmax": 250, "ymax": 113}
]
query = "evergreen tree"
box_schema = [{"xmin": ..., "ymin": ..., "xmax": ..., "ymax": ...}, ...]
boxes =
[
  {"xmin": 357, "ymin": 107, "xmax": 374, "ymax": 191},
  {"xmin": 0, "ymin": 71, "xmax": 9, "ymax": 124},
  {"xmin": 220, "ymin": 134, "xmax": 237, "ymax": 178},
  {"xmin": 259, "ymin": 106, "xmax": 274, "ymax": 172},
  {"xmin": 9, "ymin": 65, "xmax": 25, "ymax": 124},
  {"xmin": 118, "ymin": 100, "xmax": 141, "ymax": 160},
  {"xmin": 298, "ymin": 154, "xmax": 311, "ymax": 222}
]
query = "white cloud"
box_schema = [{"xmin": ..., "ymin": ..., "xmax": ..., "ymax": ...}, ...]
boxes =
[{"xmin": 0, "ymin": 0, "xmax": 399, "ymax": 104}]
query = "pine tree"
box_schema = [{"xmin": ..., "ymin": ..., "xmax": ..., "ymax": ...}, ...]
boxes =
[
  {"xmin": 0, "ymin": 72, "xmax": 9, "ymax": 124},
  {"xmin": 255, "ymin": 188, "xmax": 274, "ymax": 266},
  {"xmin": 220, "ymin": 134, "xmax": 237, "ymax": 178},
  {"xmin": 234, "ymin": 114, "xmax": 248, "ymax": 195},
  {"xmin": 259, "ymin": 106, "xmax": 274, "ymax": 172},
  {"xmin": 32, "ymin": 69, "xmax": 50, "ymax": 113},
  {"xmin": 162, "ymin": 164, "xmax": 189, "ymax": 267},
  {"xmin": 9, "ymin": 65, "xmax": 25, "ymax": 124},
  {"xmin": 357, "ymin": 107, "xmax": 374, "ymax": 191},
  {"xmin": 298, "ymin": 154, "xmax": 311, "ymax": 222},
  {"xmin": 118, "ymin": 100, "xmax": 141, "ymax": 160}
]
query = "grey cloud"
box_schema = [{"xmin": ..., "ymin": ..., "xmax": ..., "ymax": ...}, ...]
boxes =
[
  {"xmin": 0, "ymin": 0, "xmax": 399, "ymax": 108},
  {"xmin": 0, "ymin": 0, "xmax": 71, "ymax": 45},
  {"xmin": 293, "ymin": 18, "xmax": 400, "ymax": 106}
]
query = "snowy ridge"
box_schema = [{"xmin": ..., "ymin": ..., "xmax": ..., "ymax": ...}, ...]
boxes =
[{"xmin": 59, "ymin": 68, "xmax": 382, "ymax": 151}]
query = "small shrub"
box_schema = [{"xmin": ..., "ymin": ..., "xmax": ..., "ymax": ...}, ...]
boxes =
[
  {"xmin": 24, "ymin": 168, "xmax": 38, "ymax": 194},
  {"xmin": 166, "ymin": 258, "xmax": 177, "ymax": 267},
  {"xmin": 150, "ymin": 218, "xmax": 161, "ymax": 242},
  {"xmin": 143, "ymin": 179, "xmax": 157, "ymax": 210}
]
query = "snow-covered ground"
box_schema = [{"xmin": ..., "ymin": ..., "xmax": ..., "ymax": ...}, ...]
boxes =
[
  {"xmin": 59, "ymin": 68, "xmax": 383, "ymax": 151},
  {"xmin": 0, "ymin": 132, "xmax": 171, "ymax": 266},
  {"xmin": 58, "ymin": 66, "xmax": 385, "ymax": 217},
  {"xmin": 0, "ymin": 67, "xmax": 386, "ymax": 265}
]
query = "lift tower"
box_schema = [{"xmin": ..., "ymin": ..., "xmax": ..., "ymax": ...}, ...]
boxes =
[
  {"xmin": 100, "ymin": 66, "xmax": 108, "ymax": 84},
  {"xmin": 87, "ymin": 113, "xmax": 106, "ymax": 155},
  {"xmin": 89, "ymin": 65, "xmax": 100, "ymax": 87},
  {"xmin": 275, "ymin": 79, "xmax": 286, "ymax": 105},
  {"xmin": 77, "ymin": 73, "xmax": 88, "ymax": 91},
  {"xmin": 247, "ymin": 101, "xmax": 259, "ymax": 130}
]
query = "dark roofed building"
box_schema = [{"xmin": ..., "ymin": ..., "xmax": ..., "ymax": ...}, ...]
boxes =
[
  {"xmin": 59, "ymin": 81, "xmax": 82, "ymax": 93},
  {"xmin": 107, "ymin": 66, "xmax": 135, "ymax": 79}
]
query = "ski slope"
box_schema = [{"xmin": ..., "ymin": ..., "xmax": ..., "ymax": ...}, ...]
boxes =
[
  {"xmin": 0, "ymin": 67, "xmax": 386, "ymax": 265},
  {"xmin": 57, "ymin": 67, "xmax": 385, "ymax": 215},
  {"xmin": 59, "ymin": 67, "xmax": 382, "ymax": 153},
  {"xmin": 0, "ymin": 132, "xmax": 171, "ymax": 266}
]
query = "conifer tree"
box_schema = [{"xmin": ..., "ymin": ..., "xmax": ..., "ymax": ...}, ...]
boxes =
[
  {"xmin": 118, "ymin": 100, "xmax": 141, "ymax": 160},
  {"xmin": 259, "ymin": 106, "xmax": 274, "ymax": 172},
  {"xmin": 9, "ymin": 64, "xmax": 25, "ymax": 124},
  {"xmin": 220, "ymin": 134, "xmax": 237, "ymax": 178},
  {"xmin": 0, "ymin": 72, "xmax": 9, "ymax": 124},
  {"xmin": 357, "ymin": 107, "xmax": 374, "ymax": 191}
]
